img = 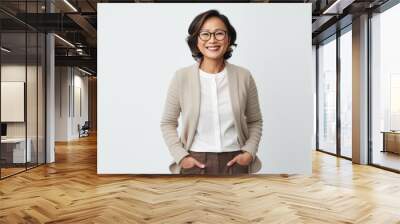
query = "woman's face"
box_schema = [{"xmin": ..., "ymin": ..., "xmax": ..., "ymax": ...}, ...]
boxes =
[{"xmin": 197, "ymin": 17, "xmax": 230, "ymax": 61}]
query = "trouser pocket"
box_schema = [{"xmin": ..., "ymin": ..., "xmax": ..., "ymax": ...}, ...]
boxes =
[
  {"xmin": 180, "ymin": 151, "xmax": 205, "ymax": 174},
  {"xmin": 231, "ymin": 162, "xmax": 249, "ymax": 174}
]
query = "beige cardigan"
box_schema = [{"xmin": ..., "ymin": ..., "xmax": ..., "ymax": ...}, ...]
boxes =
[{"xmin": 160, "ymin": 61, "xmax": 263, "ymax": 174}]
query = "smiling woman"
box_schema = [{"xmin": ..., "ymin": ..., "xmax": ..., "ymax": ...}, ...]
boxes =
[
  {"xmin": 160, "ymin": 9, "xmax": 263, "ymax": 175},
  {"xmin": 186, "ymin": 10, "xmax": 237, "ymax": 64}
]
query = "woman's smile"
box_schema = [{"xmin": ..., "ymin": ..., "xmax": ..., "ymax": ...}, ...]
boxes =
[{"xmin": 206, "ymin": 45, "xmax": 222, "ymax": 53}]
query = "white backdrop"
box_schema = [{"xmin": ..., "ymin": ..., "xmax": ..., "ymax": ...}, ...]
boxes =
[{"xmin": 98, "ymin": 3, "xmax": 314, "ymax": 174}]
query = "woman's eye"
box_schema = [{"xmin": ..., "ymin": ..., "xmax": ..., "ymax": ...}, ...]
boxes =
[{"xmin": 200, "ymin": 33, "xmax": 210, "ymax": 38}]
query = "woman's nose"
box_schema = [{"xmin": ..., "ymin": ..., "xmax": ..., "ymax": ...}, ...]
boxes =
[{"xmin": 208, "ymin": 34, "xmax": 217, "ymax": 42}]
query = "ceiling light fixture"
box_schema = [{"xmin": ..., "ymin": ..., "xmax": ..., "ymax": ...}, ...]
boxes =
[
  {"xmin": 1, "ymin": 47, "xmax": 11, "ymax": 53},
  {"xmin": 322, "ymin": 0, "xmax": 343, "ymax": 14},
  {"xmin": 63, "ymin": 0, "xmax": 78, "ymax": 12},
  {"xmin": 54, "ymin": 34, "xmax": 75, "ymax": 48},
  {"xmin": 322, "ymin": 0, "xmax": 354, "ymax": 15},
  {"xmin": 78, "ymin": 67, "xmax": 93, "ymax": 76},
  {"xmin": 76, "ymin": 48, "xmax": 84, "ymax": 55}
]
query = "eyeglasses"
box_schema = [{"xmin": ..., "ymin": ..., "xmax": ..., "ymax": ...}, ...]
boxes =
[{"xmin": 198, "ymin": 30, "xmax": 227, "ymax": 41}]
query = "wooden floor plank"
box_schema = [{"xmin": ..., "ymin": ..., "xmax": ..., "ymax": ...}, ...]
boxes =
[{"xmin": 0, "ymin": 134, "xmax": 400, "ymax": 223}]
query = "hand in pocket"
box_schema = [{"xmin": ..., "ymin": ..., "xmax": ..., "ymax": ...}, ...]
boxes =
[
  {"xmin": 226, "ymin": 151, "xmax": 252, "ymax": 167},
  {"xmin": 180, "ymin": 156, "xmax": 205, "ymax": 169}
]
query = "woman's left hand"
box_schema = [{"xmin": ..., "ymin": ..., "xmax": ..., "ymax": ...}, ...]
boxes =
[{"xmin": 227, "ymin": 151, "xmax": 253, "ymax": 166}]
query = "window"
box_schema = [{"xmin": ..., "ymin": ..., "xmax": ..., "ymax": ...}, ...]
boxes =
[
  {"xmin": 318, "ymin": 36, "xmax": 337, "ymax": 154},
  {"xmin": 371, "ymin": 3, "xmax": 400, "ymax": 171},
  {"xmin": 340, "ymin": 29, "xmax": 352, "ymax": 158}
]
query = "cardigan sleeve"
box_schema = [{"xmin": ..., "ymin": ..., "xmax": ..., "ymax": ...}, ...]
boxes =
[
  {"xmin": 160, "ymin": 73, "xmax": 190, "ymax": 166},
  {"xmin": 240, "ymin": 74, "xmax": 263, "ymax": 161}
]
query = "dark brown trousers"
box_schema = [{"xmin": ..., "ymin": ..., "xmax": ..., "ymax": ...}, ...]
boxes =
[{"xmin": 180, "ymin": 150, "xmax": 249, "ymax": 175}]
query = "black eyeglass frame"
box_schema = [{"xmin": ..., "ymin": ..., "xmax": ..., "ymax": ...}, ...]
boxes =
[{"xmin": 198, "ymin": 30, "xmax": 228, "ymax": 41}]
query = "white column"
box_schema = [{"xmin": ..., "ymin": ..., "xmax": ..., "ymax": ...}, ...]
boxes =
[
  {"xmin": 352, "ymin": 14, "xmax": 369, "ymax": 164},
  {"xmin": 45, "ymin": 0, "xmax": 56, "ymax": 163},
  {"xmin": 46, "ymin": 32, "xmax": 55, "ymax": 163}
]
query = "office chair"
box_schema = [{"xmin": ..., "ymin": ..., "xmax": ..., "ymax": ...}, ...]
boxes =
[{"xmin": 79, "ymin": 121, "xmax": 90, "ymax": 138}]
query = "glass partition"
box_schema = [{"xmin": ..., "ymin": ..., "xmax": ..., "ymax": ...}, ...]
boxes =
[
  {"xmin": 0, "ymin": 1, "xmax": 46, "ymax": 179},
  {"xmin": 0, "ymin": 31, "xmax": 28, "ymax": 177}
]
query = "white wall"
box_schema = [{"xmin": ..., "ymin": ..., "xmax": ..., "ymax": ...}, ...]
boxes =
[
  {"xmin": 55, "ymin": 67, "xmax": 69, "ymax": 141},
  {"xmin": 72, "ymin": 72, "xmax": 89, "ymax": 138},
  {"xmin": 98, "ymin": 3, "xmax": 314, "ymax": 174},
  {"xmin": 55, "ymin": 67, "xmax": 89, "ymax": 141},
  {"xmin": 1, "ymin": 65, "xmax": 40, "ymax": 138}
]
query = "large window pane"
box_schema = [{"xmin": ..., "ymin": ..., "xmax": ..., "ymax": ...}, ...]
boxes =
[
  {"xmin": 318, "ymin": 37, "xmax": 337, "ymax": 154},
  {"xmin": 371, "ymin": 4, "xmax": 400, "ymax": 171},
  {"xmin": 340, "ymin": 29, "xmax": 352, "ymax": 158}
]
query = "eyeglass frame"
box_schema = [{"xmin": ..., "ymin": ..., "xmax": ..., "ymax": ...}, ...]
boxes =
[{"xmin": 198, "ymin": 30, "xmax": 228, "ymax": 41}]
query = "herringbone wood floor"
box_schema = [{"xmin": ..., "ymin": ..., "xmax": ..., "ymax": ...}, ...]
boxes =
[{"xmin": 1, "ymin": 134, "xmax": 400, "ymax": 224}]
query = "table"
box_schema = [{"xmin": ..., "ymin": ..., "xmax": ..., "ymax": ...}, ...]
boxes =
[
  {"xmin": 1, "ymin": 138, "xmax": 32, "ymax": 163},
  {"xmin": 381, "ymin": 131, "xmax": 400, "ymax": 154}
]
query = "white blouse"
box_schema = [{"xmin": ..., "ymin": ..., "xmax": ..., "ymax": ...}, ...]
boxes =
[{"xmin": 190, "ymin": 67, "xmax": 240, "ymax": 153}]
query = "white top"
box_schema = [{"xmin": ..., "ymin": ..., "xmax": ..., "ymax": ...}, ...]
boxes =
[{"xmin": 190, "ymin": 67, "xmax": 240, "ymax": 153}]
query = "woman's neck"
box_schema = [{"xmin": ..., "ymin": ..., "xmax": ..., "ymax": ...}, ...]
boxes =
[{"xmin": 200, "ymin": 58, "xmax": 225, "ymax": 74}]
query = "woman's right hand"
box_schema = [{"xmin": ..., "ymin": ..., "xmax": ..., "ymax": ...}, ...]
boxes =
[{"xmin": 180, "ymin": 156, "xmax": 206, "ymax": 169}]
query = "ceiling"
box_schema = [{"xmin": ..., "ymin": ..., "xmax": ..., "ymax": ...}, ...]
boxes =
[{"xmin": 0, "ymin": 0, "xmax": 393, "ymax": 75}]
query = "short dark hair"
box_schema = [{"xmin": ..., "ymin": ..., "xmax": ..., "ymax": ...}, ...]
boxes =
[{"xmin": 186, "ymin": 9, "xmax": 237, "ymax": 61}]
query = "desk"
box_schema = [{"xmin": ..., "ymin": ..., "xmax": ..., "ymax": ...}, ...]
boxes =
[
  {"xmin": 1, "ymin": 138, "xmax": 32, "ymax": 163},
  {"xmin": 382, "ymin": 131, "xmax": 400, "ymax": 154}
]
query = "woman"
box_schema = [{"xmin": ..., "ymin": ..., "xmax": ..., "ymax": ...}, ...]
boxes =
[{"xmin": 161, "ymin": 9, "xmax": 263, "ymax": 175}]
